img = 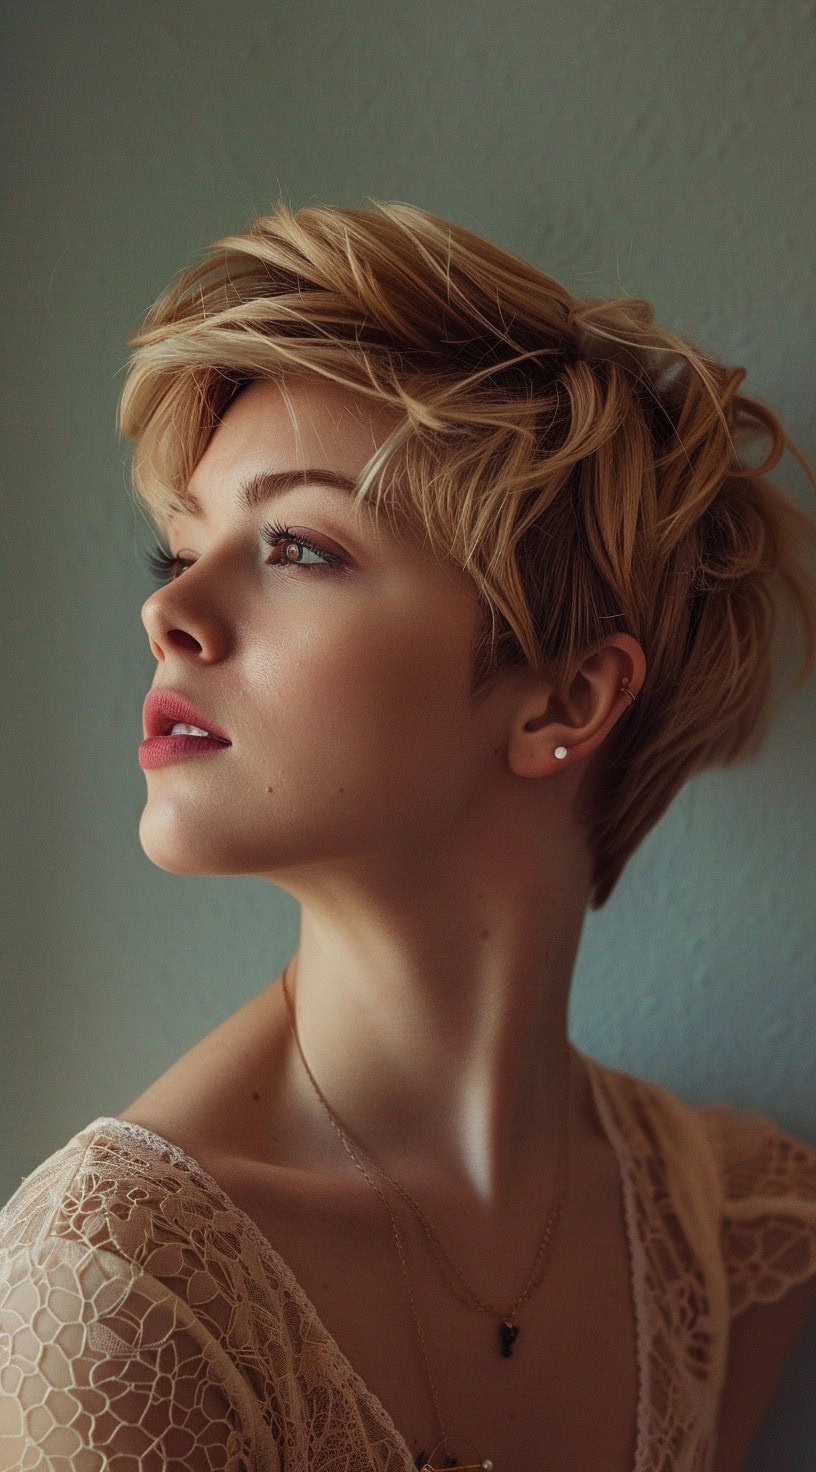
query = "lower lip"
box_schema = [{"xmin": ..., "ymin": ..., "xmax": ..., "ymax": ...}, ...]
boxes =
[{"xmin": 138, "ymin": 735, "xmax": 232, "ymax": 769}]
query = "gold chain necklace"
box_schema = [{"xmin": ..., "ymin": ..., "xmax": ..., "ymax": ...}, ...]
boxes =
[{"xmin": 280, "ymin": 961, "xmax": 571, "ymax": 1472}]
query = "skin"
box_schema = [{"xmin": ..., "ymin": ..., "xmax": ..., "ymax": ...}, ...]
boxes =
[{"xmin": 139, "ymin": 375, "xmax": 647, "ymax": 1250}]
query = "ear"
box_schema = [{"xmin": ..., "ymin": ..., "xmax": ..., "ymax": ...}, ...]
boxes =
[{"xmin": 507, "ymin": 634, "xmax": 647, "ymax": 779}]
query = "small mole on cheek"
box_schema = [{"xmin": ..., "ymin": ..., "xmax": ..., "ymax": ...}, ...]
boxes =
[{"xmin": 265, "ymin": 785, "xmax": 274, "ymax": 793}]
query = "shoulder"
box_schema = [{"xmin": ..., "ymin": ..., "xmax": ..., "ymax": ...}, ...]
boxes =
[
  {"xmin": 116, "ymin": 979, "xmax": 288, "ymax": 1165},
  {"xmin": 0, "ymin": 1237, "xmax": 266, "ymax": 1469},
  {"xmin": 0, "ymin": 1121, "xmax": 101, "ymax": 1255},
  {"xmin": 593, "ymin": 1059, "xmax": 816, "ymax": 1247},
  {"xmin": 0, "ymin": 1120, "xmax": 271, "ymax": 1469},
  {"xmin": 711, "ymin": 1273, "xmax": 816, "ymax": 1472},
  {"xmin": 587, "ymin": 1057, "xmax": 816, "ymax": 1318},
  {"xmin": 589, "ymin": 1062, "xmax": 816, "ymax": 1466},
  {"xmin": 693, "ymin": 1099, "xmax": 816, "ymax": 1316},
  {"xmin": 1, "ymin": 1112, "xmax": 244, "ymax": 1278},
  {"xmin": 699, "ymin": 1098, "xmax": 816, "ymax": 1463}
]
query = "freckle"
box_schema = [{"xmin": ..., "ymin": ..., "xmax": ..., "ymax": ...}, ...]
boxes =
[
  {"xmin": 479, "ymin": 928, "xmax": 491, "ymax": 941},
  {"xmin": 338, "ymin": 786, "xmax": 345, "ymax": 793}
]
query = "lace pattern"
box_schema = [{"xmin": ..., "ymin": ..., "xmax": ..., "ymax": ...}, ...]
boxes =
[
  {"xmin": 695, "ymin": 1100, "xmax": 816, "ymax": 1318},
  {"xmin": 0, "ymin": 1123, "xmax": 414, "ymax": 1471},
  {"xmin": 1, "ymin": 1053, "xmax": 814, "ymax": 1471}
]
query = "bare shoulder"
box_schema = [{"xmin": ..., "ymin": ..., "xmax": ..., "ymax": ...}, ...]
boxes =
[
  {"xmin": 116, "ymin": 979, "xmax": 286, "ymax": 1158},
  {"xmin": 711, "ymin": 1275, "xmax": 816, "ymax": 1472}
]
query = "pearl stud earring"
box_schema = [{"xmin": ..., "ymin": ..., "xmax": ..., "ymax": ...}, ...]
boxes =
[{"xmin": 552, "ymin": 679, "xmax": 638, "ymax": 759}]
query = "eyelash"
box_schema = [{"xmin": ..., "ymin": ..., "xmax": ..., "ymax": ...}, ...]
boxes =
[{"xmin": 142, "ymin": 519, "xmax": 344, "ymax": 585}]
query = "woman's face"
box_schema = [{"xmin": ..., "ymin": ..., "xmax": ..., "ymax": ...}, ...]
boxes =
[{"xmin": 138, "ymin": 376, "xmax": 505, "ymax": 891}]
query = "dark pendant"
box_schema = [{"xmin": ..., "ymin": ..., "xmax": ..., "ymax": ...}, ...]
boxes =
[{"xmin": 500, "ymin": 1317, "xmax": 520, "ymax": 1356}]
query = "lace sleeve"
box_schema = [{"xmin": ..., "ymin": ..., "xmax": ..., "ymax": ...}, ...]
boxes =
[
  {"xmin": 0, "ymin": 1237, "xmax": 278, "ymax": 1471},
  {"xmin": 697, "ymin": 1102, "xmax": 816, "ymax": 1320}
]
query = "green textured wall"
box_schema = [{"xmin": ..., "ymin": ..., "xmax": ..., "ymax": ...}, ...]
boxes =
[{"xmin": 2, "ymin": 2, "xmax": 815, "ymax": 1463}]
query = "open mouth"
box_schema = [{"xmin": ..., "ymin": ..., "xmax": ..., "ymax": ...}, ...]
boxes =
[{"xmin": 164, "ymin": 722, "xmax": 230, "ymax": 743}]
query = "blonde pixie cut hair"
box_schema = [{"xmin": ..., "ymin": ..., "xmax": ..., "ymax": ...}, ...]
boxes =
[{"xmin": 119, "ymin": 198, "xmax": 816, "ymax": 909}]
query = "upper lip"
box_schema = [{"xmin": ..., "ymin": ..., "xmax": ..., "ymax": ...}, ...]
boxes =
[{"xmin": 142, "ymin": 689, "xmax": 231, "ymax": 743}]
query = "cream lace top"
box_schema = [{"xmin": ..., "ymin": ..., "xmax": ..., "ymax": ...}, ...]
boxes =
[{"xmin": 1, "ymin": 1049, "xmax": 815, "ymax": 1471}]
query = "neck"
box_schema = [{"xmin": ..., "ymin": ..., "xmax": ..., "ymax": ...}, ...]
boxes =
[{"xmin": 258, "ymin": 824, "xmax": 593, "ymax": 1226}]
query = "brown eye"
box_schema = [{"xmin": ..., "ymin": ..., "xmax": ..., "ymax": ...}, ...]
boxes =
[{"xmin": 260, "ymin": 520, "xmax": 344, "ymax": 572}]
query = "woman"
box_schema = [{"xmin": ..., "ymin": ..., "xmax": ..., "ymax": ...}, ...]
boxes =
[{"xmin": 1, "ymin": 199, "xmax": 815, "ymax": 1471}]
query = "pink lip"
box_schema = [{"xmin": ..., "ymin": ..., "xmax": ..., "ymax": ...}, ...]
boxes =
[
  {"xmin": 142, "ymin": 688, "xmax": 231, "ymax": 743},
  {"xmin": 139, "ymin": 733, "xmax": 231, "ymax": 769}
]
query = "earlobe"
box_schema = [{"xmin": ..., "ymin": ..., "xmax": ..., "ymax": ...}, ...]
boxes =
[{"xmin": 550, "ymin": 679, "xmax": 638, "ymax": 764}]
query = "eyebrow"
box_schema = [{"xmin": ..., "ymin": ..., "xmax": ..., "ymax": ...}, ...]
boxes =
[{"xmin": 168, "ymin": 467, "xmax": 359, "ymax": 523}]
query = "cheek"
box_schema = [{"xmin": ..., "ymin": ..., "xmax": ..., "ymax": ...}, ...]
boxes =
[
  {"xmin": 349, "ymin": 631, "xmax": 479, "ymax": 826},
  {"xmin": 246, "ymin": 573, "xmax": 482, "ymax": 818},
  {"xmin": 271, "ymin": 614, "xmax": 469, "ymax": 794}
]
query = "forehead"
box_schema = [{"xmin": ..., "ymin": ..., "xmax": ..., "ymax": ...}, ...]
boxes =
[
  {"xmin": 188, "ymin": 377, "xmax": 402, "ymax": 499},
  {"xmin": 158, "ymin": 377, "xmax": 404, "ymax": 540},
  {"xmin": 167, "ymin": 377, "xmax": 415, "ymax": 561}
]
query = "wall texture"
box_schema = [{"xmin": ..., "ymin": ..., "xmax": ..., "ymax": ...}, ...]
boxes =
[{"xmin": 2, "ymin": 2, "xmax": 814, "ymax": 1464}]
